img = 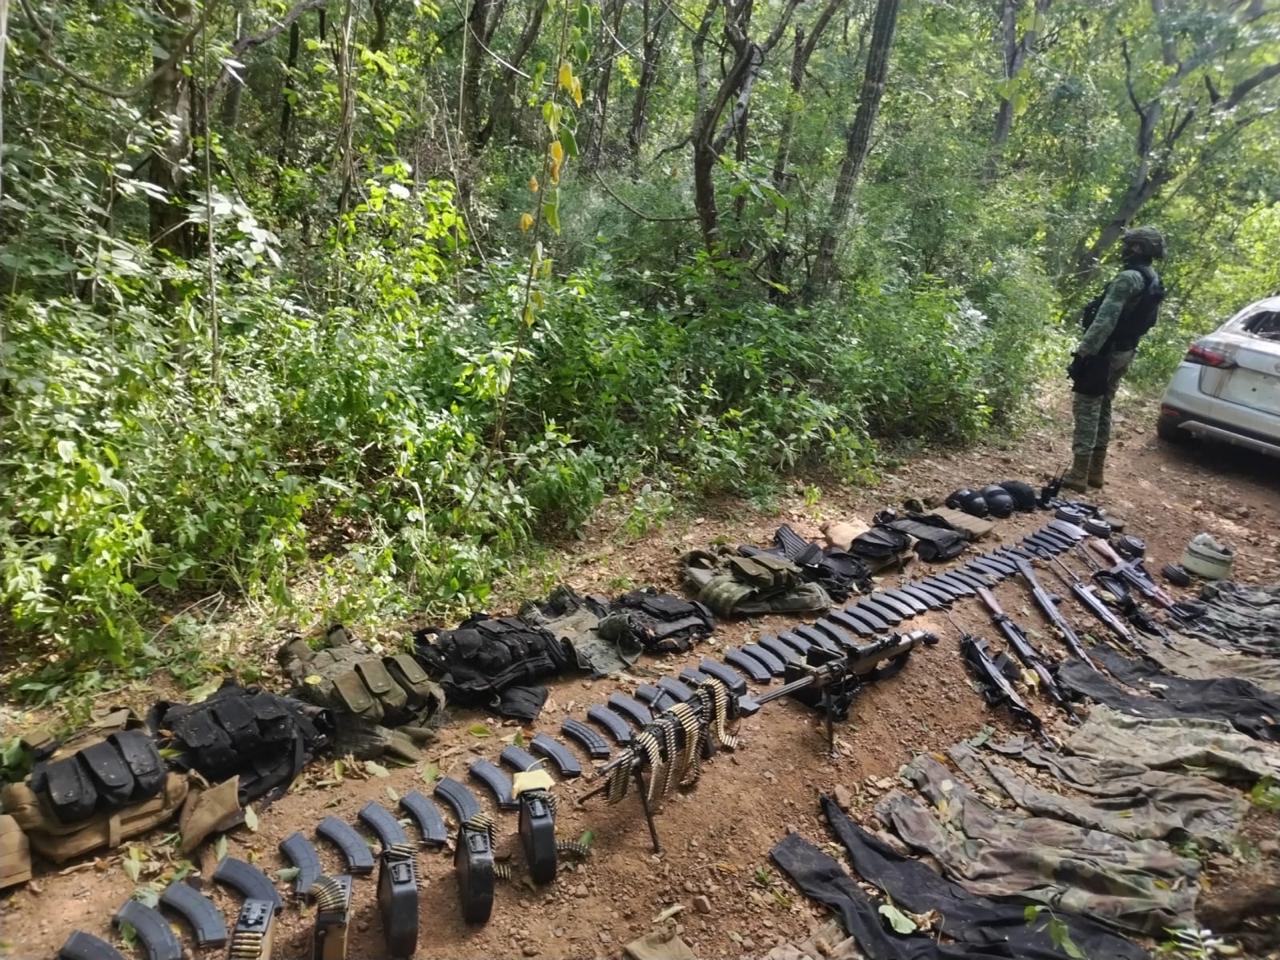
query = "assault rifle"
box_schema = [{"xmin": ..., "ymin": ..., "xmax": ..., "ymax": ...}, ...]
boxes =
[
  {"xmin": 1083, "ymin": 538, "xmax": 1200, "ymax": 620},
  {"xmin": 975, "ymin": 587, "xmax": 1077, "ymax": 720},
  {"xmin": 579, "ymin": 629, "xmax": 937, "ymax": 852},
  {"xmin": 1073, "ymin": 546, "xmax": 1174, "ymax": 643},
  {"xmin": 1013, "ymin": 557, "xmax": 1098, "ymax": 671},
  {"xmin": 1045, "ymin": 555, "xmax": 1136, "ymax": 645},
  {"xmin": 949, "ymin": 615, "xmax": 1046, "ymax": 739}
]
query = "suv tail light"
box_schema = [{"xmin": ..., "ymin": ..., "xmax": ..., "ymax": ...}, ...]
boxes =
[{"xmin": 1184, "ymin": 342, "xmax": 1236, "ymax": 368}]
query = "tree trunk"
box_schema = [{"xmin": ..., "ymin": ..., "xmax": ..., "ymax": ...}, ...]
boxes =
[
  {"xmin": 459, "ymin": 0, "xmax": 492, "ymax": 145},
  {"xmin": 1150, "ymin": 0, "xmax": 1178, "ymax": 68},
  {"xmin": 991, "ymin": 0, "xmax": 1018, "ymax": 148},
  {"xmin": 689, "ymin": 0, "xmax": 801, "ymax": 252},
  {"xmin": 276, "ymin": 20, "xmax": 302, "ymax": 170},
  {"xmin": 371, "ymin": 0, "xmax": 389, "ymax": 51},
  {"xmin": 221, "ymin": 9, "xmax": 246, "ymax": 129},
  {"xmin": 764, "ymin": 0, "xmax": 848, "ymax": 285},
  {"xmin": 810, "ymin": 0, "xmax": 900, "ymax": 290},
  {"xmin": 990, "ymin": 0, "xmax": 1051, "ymax": 152},
  {"xmin": 479, "ymin": 0, "xmax": 545, "ymax": 145},
  {"xmin": 149, "ymin": 0, "xmax": 194, "ymax": 261},
  {"xmin": 627, "ymin": 0, "xmax": 672, "ymax": 159},
  {"xmin": 583, "ymin": 0, "xmax": 625, "ymax": 169}
]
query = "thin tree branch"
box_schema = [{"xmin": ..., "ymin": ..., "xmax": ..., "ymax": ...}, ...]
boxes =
[
  {"xmin": 17, "ymin": 0, "xmax": 217, "ymax": 100},
  {"xmin": 592, "ymin": 168, "xmax": 697, "ymax": 222}
]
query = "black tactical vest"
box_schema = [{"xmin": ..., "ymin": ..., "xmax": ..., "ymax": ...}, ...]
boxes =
[{"xmin": 1092, "ymin": 265, "xmax": 1164, "ymax": 352}]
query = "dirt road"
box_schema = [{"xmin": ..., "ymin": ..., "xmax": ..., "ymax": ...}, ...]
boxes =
[{"xmin": 3, "ymin": 406, "xmax": 1278, "ymax": 960}]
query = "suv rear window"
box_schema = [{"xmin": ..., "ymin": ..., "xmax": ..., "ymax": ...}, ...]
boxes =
[{"xmin": 1244, "ymin": 310, "xmax": 1280, "ymax": 340}]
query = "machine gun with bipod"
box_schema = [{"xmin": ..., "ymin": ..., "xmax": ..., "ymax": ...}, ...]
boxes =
[
  {"xmin": 975, "ymin": 587, "xmax": 1077, "ymax": 721},
  {"xmin": 1013, "ymin": 557, "xmax": 1098, "ymax": 671},
  {"xmin": 577, "ymin": 629, "xmax": 938, "ymax": 852}
]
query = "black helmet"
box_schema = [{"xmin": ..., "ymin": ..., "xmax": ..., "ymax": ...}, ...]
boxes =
[
  {"xmin": 998, "ymin": 480, "xmax": 1037, "ymax": 513},
  {"xmin": 945, "ymin": 488, "xmax": 989, "ymax": 518},
  {"xmin": 978, "ymin": 484, "xmax": 1015, "ymax": 518}
]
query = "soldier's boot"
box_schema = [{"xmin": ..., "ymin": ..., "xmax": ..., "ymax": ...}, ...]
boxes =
[
  {"xmin": 1087, "ymin": 447, "xmax": 1107, "ymax": 489},
  {"xmin": 1062, "ymin": 452, "xmax": 1092, "ymax": 493}
]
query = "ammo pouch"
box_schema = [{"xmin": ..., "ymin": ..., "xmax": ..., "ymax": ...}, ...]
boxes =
[
  {"xmin": 886, "ymin": 518, "xmax": 966, "ymax": 562},
  {"xmin": 684, "ymin": 549, "xmax": 831, "ymax": 618},
  {"xmin": 27, "ymin": 730, "xmax": 165, "ymax": 825},
  {"xmin": 417, "ymin": 615, "xmax": 571, "ymax": 691},
  {"xmin": 150, "ymin": 681, "xmax": 329, "ymax": 804},
  {"xmin": 281, "ymin": 628, "xmax": 443, "ymax": 729},
  {"xmin": 611, "ymin": 589, "xmax": 715, "ymax": 653},
  {"xmin": 1, "ymin": 772, "xmax": 187, "ymax": 864}
]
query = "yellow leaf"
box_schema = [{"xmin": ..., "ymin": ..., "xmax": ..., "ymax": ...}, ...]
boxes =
[
  {"xmin": 558, "ymin": 62, "xmax": 573, "ymax": 92},
  {"xmin": 528, "ymin": 176, "xmax": 539, "ymax": 193},
  {"xmin": 304, "ymin": 674, "xmax": 323, "ymax": 685},
  {"xmin": 519, "ymin": 212, "xmax": 534, "ymax": 232},
  {"xmin": 549, "ymin": 141, "xmax": 564, "ymax": 165},
  {"xmin": 550, "ymin": 161, "xmax": 561, "ymax": 185},
  {"xmin": 571, "ymin": 77, "xmax": 583, "ymax": 108}
]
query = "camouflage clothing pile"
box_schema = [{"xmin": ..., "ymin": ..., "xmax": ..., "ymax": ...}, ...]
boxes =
[
  {"xmin": 1059, "ymin": 648, "xmax": 1280, "ymax": 742},
  {"xmin": 876, "ymin": 754, "xmax": 1200, "ymax": 935},
  {"xmin": 1185, "ymin": 580, "xmax": 1280, "ymax": 656},
  {"xmin": 1064, "ymin": 704, "xmax": 1280, "ymax": 785},
  {"xmin": 1132, "ymin": 630, "xmax": 1280, "ymax": 695},
  {"xmin": 946, "ymin": 740, "xmax": 1245, "ymax": 849}
]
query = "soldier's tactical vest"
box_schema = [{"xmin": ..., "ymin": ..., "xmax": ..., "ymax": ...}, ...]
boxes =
[
  {"xmin": 1082, "ymin": 265, "xmax": 1165, "ymax": 353},
  {"xmin": 149, "ymin": 681, "xmax": 329, "ymax": 804}
]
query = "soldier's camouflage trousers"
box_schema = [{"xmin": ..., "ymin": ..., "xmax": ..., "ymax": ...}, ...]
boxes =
[
  {"xmin": 1072, "ymin": 349, "xmax": 1134, "ymax": 457},
  {"xmin": 877, "ymin": 753, "xmax": 1200, "ymax": 935}
]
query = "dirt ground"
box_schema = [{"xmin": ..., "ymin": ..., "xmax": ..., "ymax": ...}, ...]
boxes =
[{"xmin": 3, "ymin": 400, "xmax": 1280, "ymax": 960}]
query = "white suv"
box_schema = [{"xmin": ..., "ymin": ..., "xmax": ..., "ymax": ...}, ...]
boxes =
[{"xmin": 1157, "ymin": 296, "xmax": 1280, "ymax": 457}]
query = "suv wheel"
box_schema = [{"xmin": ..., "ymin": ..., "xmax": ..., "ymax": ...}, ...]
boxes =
[{"xmin": 1156, "ymin": 412, "xmax": 1187, "ymax": 443}]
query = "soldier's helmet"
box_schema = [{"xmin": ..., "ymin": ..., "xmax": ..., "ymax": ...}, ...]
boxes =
[{"xmin": 1122, "ymin": 226, "xmax": 1166, "ymax": 260}]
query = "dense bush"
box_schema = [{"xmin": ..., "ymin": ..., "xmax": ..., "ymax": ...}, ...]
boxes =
[{"xmin": 0, "ymin": 176, "xmax": 1057, "ymax": 664}]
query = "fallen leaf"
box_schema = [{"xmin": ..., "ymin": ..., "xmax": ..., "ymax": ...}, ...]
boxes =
[
  {"xmin": 879, "ymin": 903, "xmax": 918, "ymax": 934},
  {"xmin": 365, "ymin": 761, "xmax": 391, "ymax": 778}
]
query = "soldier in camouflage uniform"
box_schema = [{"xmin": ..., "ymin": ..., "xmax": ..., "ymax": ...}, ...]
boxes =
[{"xmin": 1065, "ymin": 226, "xmax": 1166, "ymax": 491}]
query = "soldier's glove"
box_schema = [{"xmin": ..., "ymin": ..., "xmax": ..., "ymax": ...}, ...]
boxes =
[{"xmin": 280, "ymin": 626, "xmax": 443, "ymax": 760}]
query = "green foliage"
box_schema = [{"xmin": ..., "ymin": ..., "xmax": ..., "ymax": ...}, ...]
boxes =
[
  {"xmin": 1024, "ymin": 905, "xmax": 1088, "ymax": 959},
  {"xmin": 1247, "ymin": 776, "xmax": 1280, "ymax": 813}
]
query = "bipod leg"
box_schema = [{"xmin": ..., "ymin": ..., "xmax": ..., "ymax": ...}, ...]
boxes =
[
  {"xmin": 633, "ymin": 767, "xmax": 662, "ymax": 855},
  {"xmin": 823, "ymin": 690, "xmax": 836, "ymax": 761}
]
